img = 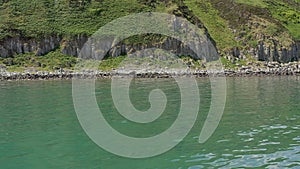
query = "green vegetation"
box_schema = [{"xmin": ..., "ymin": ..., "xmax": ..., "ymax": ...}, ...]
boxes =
[
  {"xmin": 184, "ymin": 0, "xmax": 239, "ymax": 51},
  {"xmin": 102, "ymin": 55, "xmax": 208, "ymax": 71},
  {"xmin": 235, "ymin": 0, "xmax": 268, "ymax": 8},
  {"xmin": 0, "ymin": 0, "xmax": 299, "ymax": 71},
  {"xmin": 98, "ymin": 56, "xmax": 126, "ymax": 71},
  {"xmin": 0, "ymin": 0, "xmax": 149, "ymax": 39},
  {"xmin": 183, "ymin": 0, "xmax": 300, "ymax": 54},
  {"xmin": 235, "ymin": 0, "xmax": 300, "ymax": 40},
  {"xmin": 268, "ymin": 2, "xmax": 300, "ymax": 40},
  {"xmin": 0, "ymin": 49, "xmax": 77, "ymax": 72},
  {"xmin": 2, "ymin": 0, "xmax": 298, "ymax": 41},
  {"xmin": 220, "ymin": 57, "xmax": 236, "ymax": 69},
  {"xmin": 0, "ymin": 53, "xmax": 208, "ymax": 72},
  {"xmin": 220, "ymin": 57, "xmax": 248, "ymax": 69}
]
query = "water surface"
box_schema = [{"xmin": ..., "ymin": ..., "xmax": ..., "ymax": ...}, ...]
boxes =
[{"xmin": 0, "ymin": 77, "xmax": 299, "ymax": 168}]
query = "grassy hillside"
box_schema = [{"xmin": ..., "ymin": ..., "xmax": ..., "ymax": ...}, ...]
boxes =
[
  {"xmin": 184, "ymin": 0, "xmax": 300, "ymax": 50},
  {"xmin": 236, "ymin": 0, "xmax": 300, "ymax": 39},
  {"xmin": 1, "ymin": 0, "xmax": 298, "ymax": 40},
  {"xmin": 0, "ymin": 0, "xmax": 150, "ymax": 39},
  {"xmin": 0, "ymin": 0, "xmax": 299, "ymax": 71}
]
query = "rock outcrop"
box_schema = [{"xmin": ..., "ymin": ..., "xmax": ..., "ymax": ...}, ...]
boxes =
[
  {"xmin": 0, "ymin": 5, "xmax": 299, "ymax": 64},
  {"xmin": 61, "ymin": 34, "xmax": 89, "ymax": 56},
  {"xmin": 0, "ymin": 35, "xmax": 61, "ymax": 57},
  {"xmin": 1, "ymin": 33, "xmax": 299, "ymax": 63},
  {"xmin": 107, "ymin": 37, "xmax": 213, "ymax": 60},
  {"xmin": 225, "ymin": 41, "xmax": 300, "ymax": 63},
  {"xmin": 0, "ymin": 34, "xmax": 91, "ymax": 58},
  {"xmin": 255, "ymin": 40, "xmax": 299, "ymax": 63}
]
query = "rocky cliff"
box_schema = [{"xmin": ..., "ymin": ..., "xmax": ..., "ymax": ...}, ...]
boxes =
[
  {"xmin": 0, "ymin": 36, "xmax": 61, "ymax": 57},
  {"xmin": 256, "ymin": 40, "xmax": 299, "ymax": 63},
  {"xmin": 0, "ymin": 0, "xmax": 299, "ymax": 64},
  {"xmin": 1, "ymin": 32, "xmax": 299, "ymax": 63}
]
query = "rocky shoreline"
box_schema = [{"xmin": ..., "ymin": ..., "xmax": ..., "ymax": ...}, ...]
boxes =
[{"xmin": 1, "ymin": 62, "xmax": 299, "ymax": 81}]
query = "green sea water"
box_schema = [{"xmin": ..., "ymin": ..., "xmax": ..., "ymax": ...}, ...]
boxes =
[{"xmin": 0, "ymin": 77, "xmax": 299, "ymax": 168}]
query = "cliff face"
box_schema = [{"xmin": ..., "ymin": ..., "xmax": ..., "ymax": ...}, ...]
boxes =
[
  {"xmin": 0, "ymin": 35, "xmax": 197, "ymax": 59},
  {"xmin": 108, "ymin": 37, "xmax": 204, "ymax": 59},
  {"xmin": 256, "ymin": 41, "xmax": 299, "ymax": 63},
  {"xmin": 60, "ymin": 34, "xmax": 89, "ymax": 57},
  {"xmin": 0, "ymin": 3, "xmax": 219, "ymax": 61},
  {"xmin": 0, "ymin": 34, "xmax": 90, "ymax": 58},
  {"xmin": 0, "ymin": 36, "xmax": 61, "ymax": 57},
  {"xmin": 1, "ymin": 31, "xmax": 299, "ymax": 63},
  {"xmin": 227, "ymin": 40, "xmax": 300, "ymax": 63},
  {"xmin": 222, "ymin": 10, "xmax": 300, "ymax": 63}
]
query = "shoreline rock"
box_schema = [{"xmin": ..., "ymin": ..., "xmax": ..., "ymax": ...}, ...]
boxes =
[{"xmin": 1, "ymin": 62, "xmax": 300, "ymax": 81}]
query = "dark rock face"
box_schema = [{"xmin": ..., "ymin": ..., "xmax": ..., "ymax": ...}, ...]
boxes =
[
  {"xmin": 1, "ymin": 33, "xmax": 299, "ymax": 64},
  {"xmin": 226, "ymin": 40, "xmax": 300, "ymax": 63},
  {"xmin": 0, "ymin": 34, "xmax": 90, "ymax": 58},
  {"xmin": 0, "ymin": 33, "xmax": 216, "ymax": 61},
  {"xmin": 107, "ymin": 37, "xmax": 204, "ymax": 59},
  {"xmin": 0, "ymin": 36, "xmax": 61, "ymax": 57},
  {"xmin": 61, "ymin": 34, "xmax": 89, "ymax": 56},
  {"xmin": 256, "ymin": 41, "xmax": 299, "ymax": 63},
  {"xmin": 77, "ymin": 36, "xmax": 217, "ymax": 61},
  {"xmin": 232, "ymin": 47, "xmax": 241, "ymax": 58},
  {"xmin": 0, "ymin": 24, "xmax": 298, "ymax": 64},
  {"xmin": 1, "ymin": 32, "xmax": 299, "ymax": 64}
]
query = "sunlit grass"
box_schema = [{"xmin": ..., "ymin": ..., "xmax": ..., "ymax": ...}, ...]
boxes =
[{"xmin": 184, "ymin": 0, "xmax": 238, "ymax": 51}]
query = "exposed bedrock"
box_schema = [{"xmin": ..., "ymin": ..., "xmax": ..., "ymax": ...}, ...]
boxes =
[{"xmin": 1, "ymin": 33, "xmax": 299, "ymax": 64}]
